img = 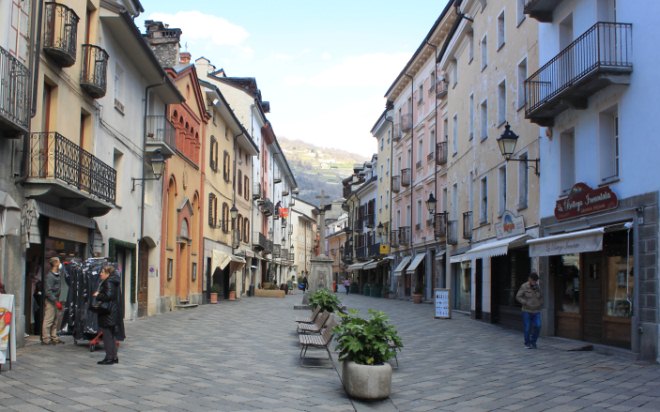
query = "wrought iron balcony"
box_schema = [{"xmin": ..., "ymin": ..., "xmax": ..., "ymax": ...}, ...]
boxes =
[
  {"xmin": 400, "ymin": 113, "xmax": 413, "ymax": 133},
  {"xmin": 390, "ymin": 229, "xmax": 399, "ymax": 248},
  {"xmin": 368, "ymin": 242, "xmax": 381, "ymax": 257},
  {"xmin": 273, "ymin": 244, "xmax": 281, "ymax": 258},
  {"xmin": 145, "ymin": 115, "xmax": 176, "ymax": 157},
  {"xmin": 356, "ymin": 245, "xmax": 367, "ymax": 259},
  {"xmin": 434, "ymin": 212, "xmax": 447, "ymax": 241},
  {"xmin": 523, "ymin": 0, "xmax": 563, "ymax": 23},
  {"xmin": 447, "ymin": 220, "xmax": 458, "ymax": 245},
  {"xmin": 436, "ymin": 78, "xmax": 448, "ymax": 98},
  {"xmin": 398, "ymin": 226, "xmax": 411, "ymax": 246},
  {"xmin": 365, "ymin": 213, "xmax": 375, "ymax": 229},
  {"xmin": 261, "ymin": 198, "xmax": 274, "ymax": 216},
  {"xmin": 436, "ymin": 141, "xmax": 448, "ymax": 165},
  {"xmin": 401, "ymin": 168, "xmax": 411, "ymax": 187},
  {"xmin": 392, "ymin": 175, "xmax": 400, "ymax": 193},
  {"xmin": 80, "ymin": 44, "xmax": 109, "ymax": 99},
  {"xmin": 392, "ymin": 123, "xmax": 401, "ymax": 142},
  {"xmin": 43, "ymin": 2, "xmax": 79, "ymax": 67},
  {"xmin": 525, "ymin": 22, "xmax": 633, "ymax": 126},
  {"xmin": 462, "ymin": 211, "xmax": 473, "ymax": 240},
  {"xmin": 253, "ymin": 182, "xmax": 261, "ymax": 200},
  {"xmin": 0, "ymin": 46, "xmax": 30, "ymax": 136},
  {"xmin": 254, "ymin": 232, "xmax": 273, "ymax": 253},
  {"xmin": 25, "ymin": 132, "xmax": 116, "ymax": 216}
]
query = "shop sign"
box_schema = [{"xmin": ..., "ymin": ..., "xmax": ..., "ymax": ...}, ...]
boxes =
[
  {"xmin": 379, "ymin": 244, "xmax": 390, "ymax": 254},
  {"xmin": 495, "ymin": 211, "xmax": 525, "ymax": 238},
  {"xmin": 555, "ymin": 183, "xmax": 618, "ymax": 221}
]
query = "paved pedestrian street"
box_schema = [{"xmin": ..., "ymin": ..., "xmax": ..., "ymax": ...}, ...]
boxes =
[{"xmin": 3, "ymin": 294, "xmax": 660, "ymax": 412}]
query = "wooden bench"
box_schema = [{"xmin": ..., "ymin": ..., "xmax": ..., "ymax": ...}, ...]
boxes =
[
  {"xmin": 295, "ymin": 306, "xmax": 321, "ymax": 324},
  {"xmin": 297, "ymin": 311, "xmax": 330, "ymax": 334},
  {"xmin": 299, "ymin": 317, "xmax": 337, "ymax": 368}
]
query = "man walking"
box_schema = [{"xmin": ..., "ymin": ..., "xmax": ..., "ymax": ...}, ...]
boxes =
[
  {"xmin": 42, "ymin": 257, "xmax": 65, "ymax": 345},
  {"xmin": 516, "ymin": 272, "xmax": 543, "ymax": 349}
]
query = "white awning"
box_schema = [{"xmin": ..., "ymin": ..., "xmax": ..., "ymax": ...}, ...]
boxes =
[
  {"xmin": 0, "ymin": 190, "xmax": 20, "ymax": 237},
  {"xmin": 465, "ymin": 234, "xmax": 529, "ymax": 260},
  {"xmin": 527, "ymin": 227, "xmax": 605, "ymax": 257},
  {"xmin": 449, "ymin": 254, "xmax": 469, "ymax": 264},
  {"xmin": 347, "ymin": 260, "xmax": 372, "ymax": 271},
  {"xmin": 406, "ymin": 253, "xmax": 426, "ymax": 274},
  {"xmin": 362, "ymin": 258, "xmax": 390, "ymax": 270},
  {"xmin": 393, "ymin": 256, "xmax": 412, "ymax": 275},
  {"xmin": 229, "ymin": 255, "xmax": 246, "ymax": 269}
]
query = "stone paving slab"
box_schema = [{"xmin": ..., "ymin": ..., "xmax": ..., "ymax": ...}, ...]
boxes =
[{"xmin": 2, "ymin": 293, "xmax": 660, "ymax": 411}]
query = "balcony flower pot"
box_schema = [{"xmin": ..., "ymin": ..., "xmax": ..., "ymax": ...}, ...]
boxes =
[{"xmin": 335, "ymin": 309, "xmax": 403, "ymax": 400}]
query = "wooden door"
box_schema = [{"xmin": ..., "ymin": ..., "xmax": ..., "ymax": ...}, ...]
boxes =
[
  {"xmin": 474, "ymin": 259, "xmax": 483, "ymax": 319},
  {"xmin": 583, "ymin": 252, "xmax": 603, "ymax": 343},
  {"xmin": 137, "ymin": 240, "xmax": 149, "ymax": 317}
]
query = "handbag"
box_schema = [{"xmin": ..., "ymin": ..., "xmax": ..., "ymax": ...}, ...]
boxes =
[{"xmin": 90, "ymin": 283, "xmax": 111, "ymax": 315}]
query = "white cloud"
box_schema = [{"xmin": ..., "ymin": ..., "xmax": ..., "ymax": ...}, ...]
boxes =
[{"xmin": 147, "ymin": 11, "xmax": 251, "ymax": 55}]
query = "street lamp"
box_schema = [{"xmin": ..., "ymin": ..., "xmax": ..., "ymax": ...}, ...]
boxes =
[
  {"xmin": 377, "ymin": 222, "xmax": 384, "ymax": 242},
  {"xmin": 496, "ymin": 122, "xmax": 540, "ymax": 176},
  {"xmin": 131, "ymin": 150, "xmax": 166, "ymax": 191},
  {"xmin": 425, "ymin": 193, "xmax": 437, "ymax": 215}
]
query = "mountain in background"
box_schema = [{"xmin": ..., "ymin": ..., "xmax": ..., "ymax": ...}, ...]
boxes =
[{"xmin": 279, "ymin": 138, "xmax": 370, "ymax": 206}]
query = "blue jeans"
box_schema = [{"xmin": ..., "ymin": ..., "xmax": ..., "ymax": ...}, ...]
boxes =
[{"xmin": 522, "ymin": 311, "xmax": 541, "ymax": 346}]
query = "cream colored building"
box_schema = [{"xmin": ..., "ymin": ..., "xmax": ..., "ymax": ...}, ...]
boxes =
[{"xmin": 440, "ymin": 0, "xmax": 539, "ymax": 322}]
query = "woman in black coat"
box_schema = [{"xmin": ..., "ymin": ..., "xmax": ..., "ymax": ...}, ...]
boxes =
[{"xmin": 93, "ymin": 265, "xmax": 124, "ymax": 365}]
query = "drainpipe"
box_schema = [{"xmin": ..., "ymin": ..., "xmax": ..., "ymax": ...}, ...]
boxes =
[
  {"xmin": 426, "ymin": 40, "xmax": 439, "ymax": 292},
  {"xmin": 403, "ymin": 73, "xmax": 414, "ymax": 295},
  {"xmin": 383, "ymin": 107, "xmax": 394, "ymax": 291},
  {"xmin": 29, "ymin": 0, "xmax": 43, "ymax": 118}
]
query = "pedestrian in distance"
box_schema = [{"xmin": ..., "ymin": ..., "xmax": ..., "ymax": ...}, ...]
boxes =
[
  {"xmin": 343, "ymin": 278, "xmax": 350, "ymax": 295},
  {"xmin": 302, "ymin": 275, "xmax": 309, "ymax": 292},
  {"xmin": 516, "ymin": 272, "xmax": 543, "ymax": 349},
  {"xmin": 93, "ymin": 265, "xmax": 124, "ymax": 365},
  {"xmin": 41, "ymin": 257, "xmax": 65, "ymax": 345}
]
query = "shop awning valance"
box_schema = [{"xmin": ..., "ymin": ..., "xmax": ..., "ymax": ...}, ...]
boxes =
[
  {"xmin": 347, "ymin": 260, "xmax": 372, "ymax": 271},
  {"xmin": 527, "ymin": 227, "xmax": 605, "ymax": 257},
  {"xmin": 363, "ymin": 258, "xmax": 392, "ymax": 270},
  {"xmin": 212, "ymin": 250, "xmax": 232, "ymax": 270},
  {"xmin": 465, "ymin": 234, "xmax": 529, "ymax": 260},
  {"xmin": 0, "ymin": 190, "xmax": 20, "ymax": 237},
  {"xmin": 393, "ymin": 256, "xmax": 412, "ymax": 275},
  {"xmin": 449, "ymin": 254, "xmax": 469, "ymax": 264},
  {"xmin": 406, "ymin": 253, "xmax": 426, "ymax": 274}
]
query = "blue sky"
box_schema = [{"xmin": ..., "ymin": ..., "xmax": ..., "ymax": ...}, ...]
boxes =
[{"xmin": 138, "ymin": 1, "xmax": 451, "ymax": 157}]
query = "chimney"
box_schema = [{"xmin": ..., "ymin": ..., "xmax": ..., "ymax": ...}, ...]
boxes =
[
  {"xmin": 180, "ymin": 51, "xmax": 191, "ymax": 65},
  {"xmin": 143, "ymin": 20, "xmax": 182, "ymax": 68}
]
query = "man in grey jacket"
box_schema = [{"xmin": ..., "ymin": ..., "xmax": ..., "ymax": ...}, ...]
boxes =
[
  {"xmin": 516, "ymin": 272, "xmax": 543, "ymax": 349},
  {"xmin": 41, "ymin": 257, "xmax": 64, "ymax": 345}
]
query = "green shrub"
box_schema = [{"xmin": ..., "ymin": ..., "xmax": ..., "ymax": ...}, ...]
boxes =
[
  {"xmin": 307, "ymin": 288, "xmax": 341, "ymax": 313},
  {"xmin": 334, "ymin": 309, "xmax": 403, "ymax": 365}
]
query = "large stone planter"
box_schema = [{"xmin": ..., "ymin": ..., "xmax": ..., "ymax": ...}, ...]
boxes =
[{"xmin": 342, "ymin": 361, "xmax": 392, "ymax": 400}]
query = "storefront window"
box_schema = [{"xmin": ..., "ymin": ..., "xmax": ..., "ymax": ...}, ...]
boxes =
[
  {"xmin": 555, "ymin": 254, "xmax": 580, "ymax": 313},
  {"xmin": 605, "ymin": 255, "xmax": 633, "ymax": 317}
]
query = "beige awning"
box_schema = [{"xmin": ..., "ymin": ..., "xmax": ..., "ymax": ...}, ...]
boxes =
[
  {"xmin": 465, "ymin": 234, "xmax": 529, "ymax": 260},
  {"xmin": 393, "ymin": 256, "xmax": 412, "ymax": 275},
  {"xmin": 449, "ymin": 254, "xmax": 469, "ymax": 264},
  {"xmin": 212, "ymin": 250, "xmax": 232, "ymax": 270},
  {"xmin": 363, "ymin": 258, "xmax": 392, "ymax": 270},
  {"xmin": 527, "ymin": 227, "xmax": 605, "ymax": 257},
  {"xmin": 406, "ymin": 253, "xmax": 426, "ymax": 274},
  {"xmin": 347, "ymin": 260, "xmax": 372, "ymax": 271}
]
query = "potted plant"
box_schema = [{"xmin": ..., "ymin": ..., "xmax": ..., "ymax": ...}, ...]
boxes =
[
  {"xmin": 228, "ymin": 283, "xmax": 236, "ymax": 301},
  {"xmin": 307, "ymin": 288, "xmax": 342, "ymax": 313},
  {"xmin": 210, "ymin": 284, "xmax": 221, "ymax": 304},
  {"xmin": 334, "ymin": 309, "xmax": 403, "ymax": 400},
  {"xmin": 412, "ymin": 284, "xmax": 423, "ymax": 304}
]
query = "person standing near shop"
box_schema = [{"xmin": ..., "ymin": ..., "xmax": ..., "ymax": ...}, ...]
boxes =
[
  {"xmin": 42, "ymin": 257, "xmax": 64, "ymax": 345},
  {"xmin": 516, "ymin": 272, "xmax": 543, "ymax": 349},
  {"xmin": 302, "ymin": 274, "xmax": 309, "ymax": 293},
  {"xmin": 343, "ymin": 278, "xmax": 351, "ymax": 295},
  {"xmin": 93, "ymin": 265, "xmax": 124, "ymax": 365}
]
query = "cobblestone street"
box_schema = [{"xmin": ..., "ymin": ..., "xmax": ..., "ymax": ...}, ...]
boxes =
[{"xmin": 2, "ymin": 293, "xmax": 660, "ymax": 411}]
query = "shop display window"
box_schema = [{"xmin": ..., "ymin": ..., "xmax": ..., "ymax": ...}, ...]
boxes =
[{"xmin": 555, "ymin": 254, "xmax": 580, "ymax": 313}]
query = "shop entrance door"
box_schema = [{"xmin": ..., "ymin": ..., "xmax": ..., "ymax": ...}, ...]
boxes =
[
  {"xmin": 583, "ymin": 252, "xmax": 603, "ymax": 343},
  {"xmin": 137, "ymin": 240, "xmax": 149, "ymax": 318},
  {"xmin": 474, "ymin": 259, "xmax": 483, "ymax": 319}
]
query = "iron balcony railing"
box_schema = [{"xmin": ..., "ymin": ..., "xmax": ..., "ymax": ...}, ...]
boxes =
[
  {"xmin": 365, "ymin": 213, "xmax": 375, "ymax": 229},
  {"xmin": 145, "ymin": 115, "xmax": 176, "ymax": 151},
  {"xmin": 400, "ymin": 113, "xmax": 413, "ymax": 133},
  {"xmin": 253, "ymin": 182, "xmax": 261, "ymax": 199},
  {"xmin": 462, "ymin": 211, "xmax": 473, "ymax": 240},
  {"xmin": 392, "ymin": 175, "xmax": 400, "ymax": 193},
  {"xmin": 273, "ymin": 244, "xmax": 281, "ymax": 258},
  {"xmin": 436, "ymin": 141, "xmax": 448, "ymax": 165},
  {"xmin": 436, "ymin": 79, "xmax": 448, "ymax": 98},
  {"xmin": 392, "ymin": 123, "xmax": 401, "ymax": 141},
  {"xmin": 390, "ymin": 229, "xmax": 399, "ymax": 248},
  {"xmin": 447, "ymin": 220, "xmax": 458, "ymax": 245},
  {"xmin": 43, "ymin": 2, "xmax": 79, "ymax": 67},
  {"xmin": 368, "ymin": 242, "xmax": 380, "ymax": 257},
  {"xmin": 261, "ymin": 198, "xmax": 274, "ymax": 216},
  {"xmin": 434, "ymin": 212, "xmax": 447, "ymax": 241},
  {"xmin": 27, "ymin": 132, "xmax": 116, "ymax": 204},
  {"xmin": 398, "ymin": 226, "xmax": 411, "ymax": 246},
  {"xmin": 401, "ymin": 168, "xmax": 411, "ymax": 187},
  {"xmin": 255, "ymin": 232, "xmax": 273, "ymax": 253},
  {"xmin": 525, "ymin": 22, "xmax": 633, "ymax": 123},
  {"xmin": 0, "ymin": 46, "xmax": 30, "ymax": 135},
  {"xmin": 356, "ymin": 245, "xmax": 367, "ymax": 259},
  {"xmin": 80, "ymin": 44, "xmax": 109, "ymax": 99}
]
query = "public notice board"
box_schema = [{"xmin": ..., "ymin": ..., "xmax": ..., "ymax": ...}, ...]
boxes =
[{"xmin": 434, "ymin": 288, "xmax": 451, "ymax": 319}]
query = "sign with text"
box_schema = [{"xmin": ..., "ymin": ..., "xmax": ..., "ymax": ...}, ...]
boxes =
[
  {"xmin": 555, "ymin": 183, "xmax": 618, "ymax": 221},
  {"xmin": 495, "ymin": 211, "xmax": 525, "ymax": 238},
  {"xmin": 434, "ymin": 289, "xmax": 451, "ymax": 319}
]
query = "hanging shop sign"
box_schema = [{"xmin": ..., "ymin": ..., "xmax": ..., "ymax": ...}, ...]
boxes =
[
  {"xmin": 555, "ymin": 183, "xmax": 618, "ymax": 221},
  {"xmin": 495, "ymin": 211, "xmax": 525, "ymax": 238}
]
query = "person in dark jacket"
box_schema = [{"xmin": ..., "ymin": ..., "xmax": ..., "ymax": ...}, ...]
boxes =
[{"xmin": 93, "ymin": 265, "xmax": 124, "ymax": 365}]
